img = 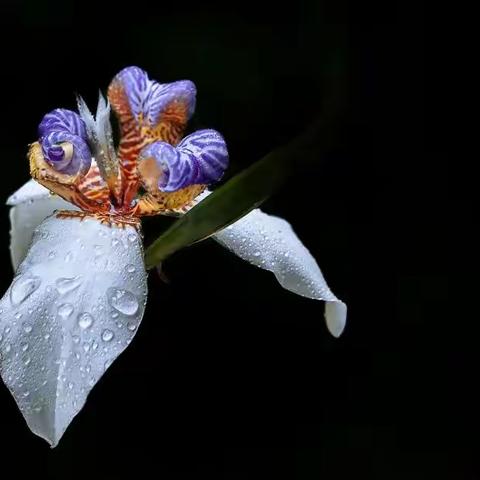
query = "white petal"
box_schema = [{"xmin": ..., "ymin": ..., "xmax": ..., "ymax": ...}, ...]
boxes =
[
  {"xmin": 6, "ymin": 179, "xmax": 52, "ymax": 206},
  {"xmin": 0, "ymin": 214, "xmax": 147, "ymax": 446},
  {"xmin": 214, "ymin": 210, "xmax": 347, "ymax": 337},
  {"xmin": 7, "ymin": 180, "xmax": 78, "ymax": 271}
]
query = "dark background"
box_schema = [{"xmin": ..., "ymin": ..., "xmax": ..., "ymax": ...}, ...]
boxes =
[{"xmin": 0, "ymin": 1, "xmax": 461, "ymax": 479}]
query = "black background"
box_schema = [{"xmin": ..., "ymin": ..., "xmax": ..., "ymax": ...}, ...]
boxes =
[{"xmin": 0, "ymin": 1, "xmax": 461, "ymax": 479}]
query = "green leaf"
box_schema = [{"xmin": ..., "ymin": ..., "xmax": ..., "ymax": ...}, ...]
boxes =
[{"xmin": 144, "ymin": 113, "xmax": 342, "ymax": 270}]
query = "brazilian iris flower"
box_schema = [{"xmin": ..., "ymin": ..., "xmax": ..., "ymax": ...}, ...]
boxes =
[{"xmin": 0, "ymin": 67, "xmax": 346, "ymax": 446}]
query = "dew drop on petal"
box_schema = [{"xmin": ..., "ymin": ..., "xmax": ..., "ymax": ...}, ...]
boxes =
[
  {"xmin": 77, "ymin": 312, "xmax": 94, "ymax": 330},
  {"xmin": 126, "ymin": 264, "xmax": 136, "ymax": 273},
  {"xmin": 23, "ymin": 324, "xmax": 33, "ymax": 334},
  {"xmin": 107, "ymin": 288, "xmax": 139, "ymax": 316},
  {"xmin": 58, "ymin": 303, "xmax": 74, "ymax": 319},
  {"xmin": 10, "ymin": 276, "xmax": 41, "ymax": 306},
  {"xmin": 101, "ymin": 329, "xmax": 114, "ymax": 342},
  {"xmin": 56, "ymin": 276, "xmax": 83, "ymax": 295}
]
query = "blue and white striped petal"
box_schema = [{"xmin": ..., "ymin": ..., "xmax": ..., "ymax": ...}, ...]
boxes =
[
  {"xmin": 111, "ymin": 66, "xmax": 196, "ymax": 127},
  {"xmin": 139, "ymin": 129, "xmax": 228, "ymax": 192},
  {"xmin": 38, "ymin": 109, "xmax": 92, "ymax": 176}
]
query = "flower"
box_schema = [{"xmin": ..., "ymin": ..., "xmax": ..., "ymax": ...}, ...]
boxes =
[{"xmin": 0, "ymin": 66, "xmax": 346, "ymax": 446}]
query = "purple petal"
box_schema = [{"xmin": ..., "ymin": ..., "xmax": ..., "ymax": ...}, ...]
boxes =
[
  {"xmin": 143, "ymin": 79, "xmax": 196, "ymax": 126},
  {"xmin": 139, "ymin": 129, "xmax": 228, "ymax": 191},
  {"xmin": 38, "ymin": 109, "xmax": 92, "ymax": 175},
  {"xmin": 111, "ymin": 66, "xmax": 148, "ymax": 121},
  {"xmin": 111, "ymin": 66, "xmax": 196, "ymax": 126},
  {"xmin": 38, "ymin": 109, "xmax": 87, "ymax": 139}
]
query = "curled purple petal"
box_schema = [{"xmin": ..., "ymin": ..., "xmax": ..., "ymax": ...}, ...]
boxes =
[
  {"xmin": 38, "ymin": 109, "xmax": 92, "ymax": 175},
  {"xmin": 111, "ymin": 66, "xmax": 148, "ymax": 121},
  {"xmin": 111, "ymin": 66, "xmax": 196, "ymax": 126},
  {"xmin": 143, "ymin": 79, "xmax": 196, "ymax": 126},
  {"xmin": 139, "ymin": 129, "xmax": 228, "ymax": 191},
  {"xmin": 38, "ymin": 108, "xmax": 87, "ymax": 139}
]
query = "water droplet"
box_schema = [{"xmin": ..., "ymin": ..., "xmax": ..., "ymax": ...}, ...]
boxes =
[
  {"xmin": 101, "ymin": 329, "xmax": 114, "ymax": 342},
  {"xmin": 111, "ymin": 238, "xmax": 120, "ymax": 248},
  {"xmin": 14, "ymin": 312, "xmax": 23, "ymax": 320},
  {"xmin": 48, "ymin": 251, "xmax": 56, "ymax": 260},
  {"xmin": 5, "ymin": 343, "xmax": 11, "ymax": 353},
  {"xmin": 20, "ymin": 342, "xmax": 29, "ymax": 352},
  {"xmin": 111, "ymin": 312, "xmax": 119, "ymax": 319},
  {"xmin": 78, "ymin": 312, "xmax": 94, "ymax": 330},
  {"xmin": 23, "ymin": 324, "xmax": 33, "ymax": 333},
  {"xmin": 82, "ymin": 342, "xmax": 90, "ymax": 353},
  {"xmin": 126, "ymin": 264, "xmax": 136, "ymax": 273},
  {"xmin": 10, "ymin": 276, "xmax": 41, "ymax": 306},
  {"xmin": 92, "ymin": 341, "xmax": 98, "ymax": 351},
  {"xmin": 23, "ymin": 390, "xmax": 30, "ymax": 397},
  {"xmin": 107, "ymin": 288, "xmax": 139, "ymax": 316},
  {"xmin": 44, "ymin": 333, "xmax": 50, "ymax": 341},
  {"xmin": 72, "ymin": 335, "xmax": 80, "ymax": 344},
  {"xmin": 127, "ymin": 322, "xmax": 137, "ymax": 331},
  {"xmin": 128, "ymin": 233, "xmax": 136, "ymax": 243},
  {"xmin": 24, "ymin": 356, "xmax": 31, "ymax": 366},
  {"xmin": 4, "ymin": 326, "xmax": 11, "ymax": 334},
  {"xmin": 58, "ymin": 303, "xmax": 74, "ymax": 319},
  {"xmin": 253, "ymin": 251, "xmax": 261, "ymax": 257},
  {"xmin": 56, "ymin": 276, "xmax": 82, "ymax": 295},
  {"xmin": 68, "ymin": 382, "xmax": 74, "ymax": 390}
]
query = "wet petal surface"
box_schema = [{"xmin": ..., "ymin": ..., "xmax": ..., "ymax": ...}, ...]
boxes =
[{"xmin": 0, "ymin": 214, "xmax": 147, "ymax": 446}]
